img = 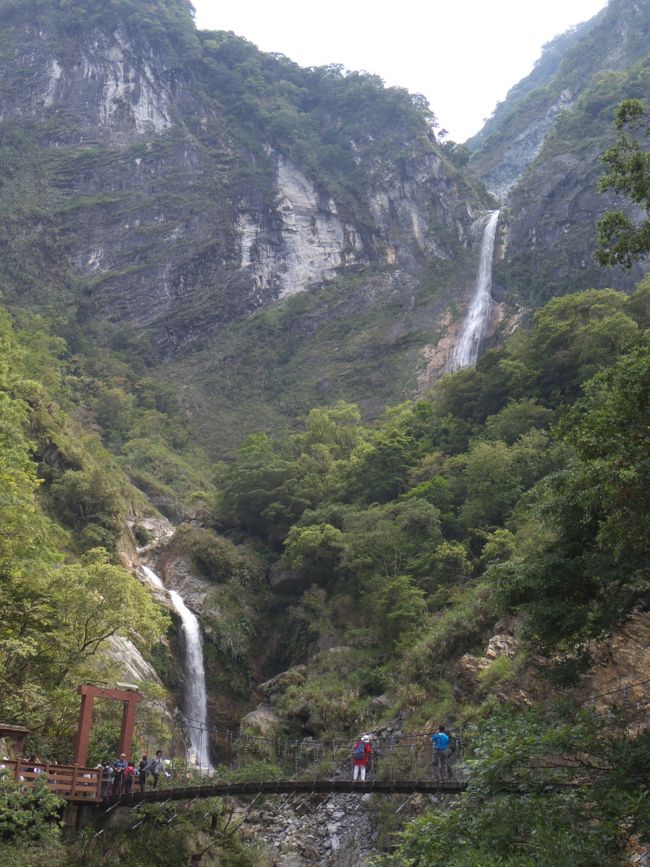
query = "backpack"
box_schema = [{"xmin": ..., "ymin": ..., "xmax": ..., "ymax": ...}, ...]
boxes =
[{"xmin": 353, "ymin": 742, "xmax": 366, "ymax": 760}]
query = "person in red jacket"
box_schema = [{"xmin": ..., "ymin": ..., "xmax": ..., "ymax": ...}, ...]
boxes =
[
  {"xmin": 352, "ymin": 734, "xmax": 372, "ymax": 781},
  {"xmin": 123, "ymin": 761, "xmax": 136, "ymax": 795}
]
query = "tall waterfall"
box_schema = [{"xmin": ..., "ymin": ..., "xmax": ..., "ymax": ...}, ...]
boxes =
[
  {"xmin": 449, "ymin": 210, "xmax": 500, "ymax": 371},
  {"xmin": 141, "ymin": 566, "xmax": 213, "ymax": 770}
]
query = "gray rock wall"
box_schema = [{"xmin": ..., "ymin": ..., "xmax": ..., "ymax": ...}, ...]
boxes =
[{"xmin": 0, "ymin": 19, "xmax": 483, "ymax": 360}]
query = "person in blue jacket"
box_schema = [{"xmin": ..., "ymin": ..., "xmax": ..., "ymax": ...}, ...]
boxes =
[
  {"xmin": 111, "ymin": 752, "xmax": 128, "ymax": 795},
  {"xmin": 431, "ymin": 724, "xmax": 450, "ymax": 781}
]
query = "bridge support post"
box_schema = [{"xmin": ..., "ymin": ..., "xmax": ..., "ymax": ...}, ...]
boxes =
[
  {"xmin": 72, "ymin": 685, "xmax": 143, "ymax": 765},
  {"xmin": 62, "ymin": 803, "xmax": 98, "ymax": 837},
  {"xmin": 71, "ymin": 690, "xmax": 94, "ymax": 767},
  {"xmin": 118, "ymin": 695, "xmax": 139, "ymax": 758}
]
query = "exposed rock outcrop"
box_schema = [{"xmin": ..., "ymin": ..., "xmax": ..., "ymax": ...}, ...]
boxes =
[
  {"xmin": 469, "ymin": 0, "xmax": 650, "ymax": 305},
  {"xmin": 105, "ymin": 634, "xmax": 163, "ymax": 685},
  {"xmin": 240, "ymin": 705, "xmax": 282, "ymax": 738},
  {"xmin": 238, "ymin": 792, "xmax": 396, "ymax": 866},
  {"xmin": 0, "ymin": 1, "xmax": 494, "ymax": 454},
  {"xmin": 586, "ymin": 611, "xmax": 650, "ymax": 713},
  {"xmin": 258, "ymin": 667, "xmax": 309, "ymax": 702}
]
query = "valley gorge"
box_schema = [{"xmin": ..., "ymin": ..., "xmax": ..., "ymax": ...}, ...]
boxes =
[{"xmin": 0, "ymin": 0, "xmax": 649, "ymax": 865}]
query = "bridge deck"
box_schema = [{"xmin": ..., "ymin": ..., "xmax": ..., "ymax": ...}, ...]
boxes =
[{"xmin": 105, "ymin": 779, "xmax": 466, "ymax": 806}]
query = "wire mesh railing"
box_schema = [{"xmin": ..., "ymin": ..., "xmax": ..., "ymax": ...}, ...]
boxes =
[
  {"xmin": 87, "ymin": 676, "xmax": 650, "ymax": 799},
  {"xmin": 118, "ymin": 719, "xmax": 466, "ymax": 794}
]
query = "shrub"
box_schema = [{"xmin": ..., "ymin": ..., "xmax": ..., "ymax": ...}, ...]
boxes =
[{"xmin": 0, "ymin": 775, "xmax": 63, "ymax": 844}]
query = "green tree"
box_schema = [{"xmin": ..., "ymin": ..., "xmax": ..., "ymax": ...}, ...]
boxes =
[
  {"xmin": 46, "ymin": 548, "xmax": 168, "ymax": 685},
  {"xmin": 521, "ymin": 289, "xmax": 639, "ymax": 402},
  {"xmin": 597, "ymin": 99, "xmax": 650, "ymax": 268},
  {"xmin": 459, "ymin": 440, "xmax": 522, "ymax": 530},
  {"xmin": 342, "ymin": 427, "xmax": 418, "ymax": 504},
  {"xmin": 382, "ymin": 706, "xmax": 650, "ymax": 867},
  {"xmin": 294, "ymin": 401, "xmax": 362, "ymax": 460},
  {"xmin": 373, "ymin": 573, "xmax": 427, "ymax": 650},
  {"xmin": 340, "ymin": 499, "xmax": 441, "ymax": 582},
  {"xmin": 48, "ymin": 467, "xmax": 122, "ymax": 551},
  {"xmin": 0, "ymin": 775, "xmax": 63, "ymax": 844},
  {"xmin": 422, "ymin": 540, "xmax": 471, "ymax": 585},
  {"xmin": 485, "ymin": 398, "xmax": 554, "ymax": 444},
  {"xmin": 282, "ymin": 523, "xmax": 344, "ymax": 583},
  {"xmin": 216, "ymin": 433, "xmax": 328, "ymax": 544},
  {"xmin": 492, "ymin": 338, "xmax": 650, "ymax": 650}
]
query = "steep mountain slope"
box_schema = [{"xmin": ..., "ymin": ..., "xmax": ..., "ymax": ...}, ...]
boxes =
[
  {"xmin": 0, "ymin": 0, "xmax": 491, "ymax": 454},
  {"xmin": 469, "ymin": 0, "xmax": 650, "ymax": 306},
  {"xmin": 4, "ymin": 0, "xmax": 647, "ymax": 455}
]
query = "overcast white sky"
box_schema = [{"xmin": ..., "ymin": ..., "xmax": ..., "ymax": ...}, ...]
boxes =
[{"xmin": 191, "ymin": 0, "xmax": 608, "ymax": 141}]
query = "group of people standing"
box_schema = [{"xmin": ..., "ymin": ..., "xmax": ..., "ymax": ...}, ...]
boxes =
[
  {"xmin": 352, "ymin": 725, "xmax": 458, "ymax": 782},
  {"xmin": 100, "ymin": 749, "xmax": 166, "ymax": 798}
]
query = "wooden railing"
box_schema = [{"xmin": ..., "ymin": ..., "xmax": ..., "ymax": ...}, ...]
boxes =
[{"xmin": 0, "ymin": 759, "xmax": 102, "ymax": 803}]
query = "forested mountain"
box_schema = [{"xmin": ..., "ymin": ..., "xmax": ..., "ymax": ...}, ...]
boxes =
[
  {"xmin": 0, "ymin": 0, "xmax": 649, "ymax": 864},
  {"xmin": 0, "ymin": 0, "xmax": 493, "ymax": 453},
  {"xmin": 1, "ymin": 0, "xmax": 648, "ymax": 453},
  {"xmin": 469, "ymin": 0, "xmax": 650, "ymax": 306}
]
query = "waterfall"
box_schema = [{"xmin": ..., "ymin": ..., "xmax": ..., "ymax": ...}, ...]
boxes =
[
  {"xmin": 141, "ymin": 566, "xmax": 213, "ymax": 771},
  {"xmin": 449, "ymin": 209, "xmax": 500, "ymax": 371},
  {"xmin": 141, "ymin": 565, "xmax": 165, "ymax": 591}
]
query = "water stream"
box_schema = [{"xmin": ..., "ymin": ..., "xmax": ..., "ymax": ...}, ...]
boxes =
[
  {"xmin": 449, "ymin": 209, "xmax": 500, "ymax": 371},
  {"xmin": 141, "ymin": 565, "xmax": 213, "ymax": 770}
]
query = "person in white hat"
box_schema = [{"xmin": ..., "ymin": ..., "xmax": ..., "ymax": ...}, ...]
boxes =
[
  {"xmin": 111, "ymin": 752, "xmax": 128, "ymax": 795},
  {"xmin": 352, "ymin": 734, "xmax": 372, "ymax": 781}
]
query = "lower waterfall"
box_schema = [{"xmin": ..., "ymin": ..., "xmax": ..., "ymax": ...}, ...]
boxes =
[
  {"xmin": 141, "ymin": 565, "xmax": 213, "ymax": 771},
  {"xmin": 449, "ymin": 209, "xmax": 500, "ymax": 371}
]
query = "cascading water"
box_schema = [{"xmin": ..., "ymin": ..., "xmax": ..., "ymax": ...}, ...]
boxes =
[
  {"xmin": 449, "ymin": 209, "xmax": 500, "ymax": 371},
  {"xmin": 141, "ymin": 565, "xmax": 165, "ymax": 591},
  {"xmin": 141, "ymin": 565, "xmax": 213, "ymax": 771}
]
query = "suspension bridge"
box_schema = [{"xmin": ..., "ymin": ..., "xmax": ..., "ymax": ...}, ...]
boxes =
[{"xmin": 1, "ymin": 678, "xmax": 648, "ymax": 808}]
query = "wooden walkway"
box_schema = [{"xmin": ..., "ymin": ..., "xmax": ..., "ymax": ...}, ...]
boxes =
[
  {"xmin": 1, "ymin": 759, "xmax": 102, "ymax": 803},
  {"xmin": 105, "ymin": 779, "xmax": 467, "ymax": 806}
]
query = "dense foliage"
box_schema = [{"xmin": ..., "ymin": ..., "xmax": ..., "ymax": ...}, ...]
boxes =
[
  {"xmin": 211, "ymin": 286, "xmax": 649, "ymax": 734},
  {"xmin": 493, "ymin": 335, "xmax": 650, "ymax": 649},
  {"xmin": 597, "ymin": 98, "xmax": 650, "ymax": 268},
  {"xmin": 0, "ymin": 0, "xmax": 199, "ymax": 65},
  {"xmin": 0, "ymin": 789, "xmax": 263, "ymax": 866},
  {"xmin": 378, "ymin": 704, "xmax": 650, "ymax": 866},
  {"xmin": 0, "ymin": 3, "xmax": 647, "ymax": 864},
  {"xmin": 0, "ymin": 306, "xmax": 169, "ymax": 746},
  {"xmin": 0, "ymin": 775, "xmax": 63, "ymax": 845},
  {"xmin": 63, "ymin": 798, "xmax": 262, "ymax": 867}
]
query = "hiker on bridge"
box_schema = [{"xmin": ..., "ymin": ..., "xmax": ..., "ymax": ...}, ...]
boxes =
[
  {"xmin": 138, "ymin": 754, "xmax": 148, "ymax": 792},
  {"xmin": 431, "ymin": 725, "xmax": 450, "ymax": 781},
  {"xmin": 352, "ymin": 734, "xmax": 372, "ymax": 781},
  {"xmin": 148, "ymin": 749, "xmax": 165, "ymax": 788},
  {"xmin": 111, "ymin": 752, "xmax": 128, "ymax": 795},
  {"xmin": 100, "ymin": 762, "xmax": 113, "ymax": 799},
  {"xmin": 123, "ymin": 760, "xmax": 137, "ymax": 794}
]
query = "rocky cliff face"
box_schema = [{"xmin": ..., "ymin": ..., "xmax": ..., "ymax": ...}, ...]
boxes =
[
  {"xmin": 0, "ymin": 1, "xmax": 494, "ymax": 450},
  {"xmin": 469, "ymin": 0, "xmax": 650, "ymax": 306},
  {"xmin": 0, "ymin": 3, "xmax": 485, "ymax": 352},
  {"xmin": 3, "ymin": 0, "xmax": 648, "ymax": 454}
]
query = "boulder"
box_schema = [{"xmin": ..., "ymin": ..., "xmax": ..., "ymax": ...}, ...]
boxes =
[
  {"xmin": 485, "ymin": 633, "xmax": 518, "ymax": 660},
  {"xmin": 240, "ymin": 705, "xmax": 282, "ymax": 738},
  {"xmin": 258, "ymin": 665, "xmax": 308, "ymax": 701},
  {"xmin": 455, "ymin": 653, "xmax": 483, "ymax": 690}
]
